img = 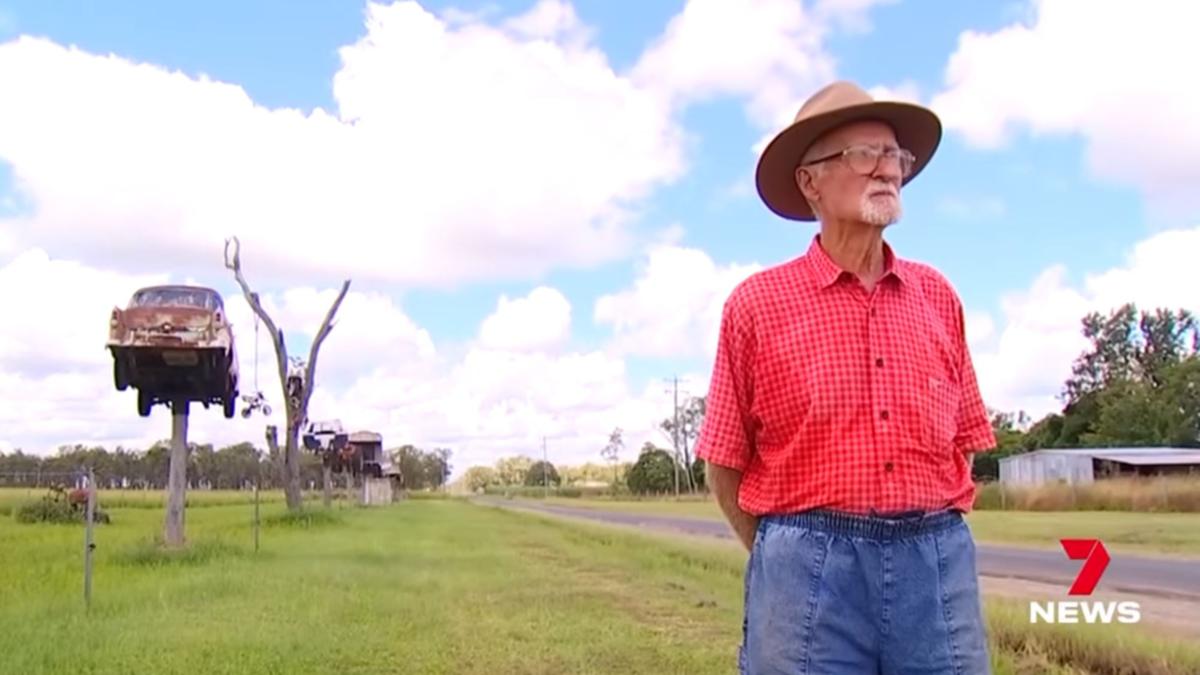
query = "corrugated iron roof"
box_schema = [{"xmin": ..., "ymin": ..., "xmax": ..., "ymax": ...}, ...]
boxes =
[
  {"xmin": 1088, "ymin": 451, "xmax": 1200, "ymax": 465},
  {"xmin": 1029, "ymin": 447, "xmax": 1197, "ymax": 455},
  {"xmin": 999, "ymin": 447, "xmax": 1200, "ymax": 465},
  {"xmin": 348, "ymin": 431, "xmax": 382, "ymax": 443}
]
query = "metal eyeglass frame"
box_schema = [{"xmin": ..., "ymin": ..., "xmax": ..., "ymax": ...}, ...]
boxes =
[{"xmin": 800, "ymin": 144, "xmax": 917, "ymax": 178}]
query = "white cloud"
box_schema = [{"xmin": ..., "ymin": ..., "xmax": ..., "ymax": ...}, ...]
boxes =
[
  {"xmin": 0, "ymin": 249, "xmax": 165, "ymax": 379},
  {"xmin": 632, "ymin": 0, "xmax": 897, "ymax": 158},
  {"xmin": 0, "ymin": 249, "xmax": 694, "ymax": 476},
  {"xmin": 0, "ymin": 249, "xmax": 284, "ymax": 453},
  {"xmin": 501, "ymin": 0, "xmax": 592, "ymax": 47},
  {"xmin": 865, "ymin": 80, "xmax": 922, "ymax": 105},
  {"xmin": 633, "ymin": 0, "xmax": 836, "ymax": 131},
  {"xmin": 930, "ymin": 0, "xmax": 1200, "ymax": 219},
  {"xmin": 478, "ymin": 286, "xmax": 571, "ymax": 352},
  {"xmin": 594, "ymin": 244, "xmax": 762, "ymax": 359},
  {"xmin": 0, "ymin": 0, "xmax": 685, "ymax": 287},
  {"xmin": 814, "ymin": 0, "xmax": 900, "ymax": 33},
  {"xmin": 969, "ymin": 226, "xmax": 1200, "ymax": 419},
  {"xmin": 221, "ymin": 286, "xmax": 438, "ymax": 395},
  {"xmin": 937, "ymin": 195, "xmax": 1007, "ymax": 220}
]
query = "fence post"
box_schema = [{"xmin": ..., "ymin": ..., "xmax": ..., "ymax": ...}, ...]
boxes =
[
  {"xmin": 84, "ymin": 467, "xmax": 95, "ymax": 612},
  {"xmin": 254, "ymin": 482, "xmax": 261, "ymax": 553}
]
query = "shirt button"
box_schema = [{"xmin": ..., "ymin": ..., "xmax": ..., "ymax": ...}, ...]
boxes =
[
  {"xmin": 875, "ymin": 358, "xmax": 884, "ymax": 368},
  {"xmin": 870, "ymin": 308, "xmax": 877, "ymax": 317},
  {"xmin": 880, "ymin": 410, "xmax": 889, "ymax": 421},
  {"xmin": 884, "ymin": 462, "xmax": 894, "ymax": 472}
]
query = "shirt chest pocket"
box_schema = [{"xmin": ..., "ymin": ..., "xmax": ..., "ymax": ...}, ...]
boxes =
[{"xmin": 923, "ymin": 375, "xmax": 960, "ymax": 452}]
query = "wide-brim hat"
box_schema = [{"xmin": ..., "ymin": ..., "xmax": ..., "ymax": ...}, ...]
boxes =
[{"xmin": 755, "ymin": 80, "xmax": 942, "ymax": 221}]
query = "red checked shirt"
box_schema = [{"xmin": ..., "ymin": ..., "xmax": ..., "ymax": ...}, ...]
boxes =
[{"xmin": 695, "ymin": 235, "xmax": 995, "ymax": 516}]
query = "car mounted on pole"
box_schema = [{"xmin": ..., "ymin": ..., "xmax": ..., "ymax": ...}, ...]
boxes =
[{"xmin": 106, "ymin": 284, "xmax": 241, "ymax": 418}]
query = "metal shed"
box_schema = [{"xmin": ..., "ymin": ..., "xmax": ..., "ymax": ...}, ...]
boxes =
[{"xmin": 998, "ymin": 447, "xmax": 1200, "ymax": 485}]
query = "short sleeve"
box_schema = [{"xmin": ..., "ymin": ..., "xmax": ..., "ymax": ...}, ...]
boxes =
[
  {"xmin": 951, "ymin": 301, "xmax": 996, "ymax": 453},
  {"xmin": 695, "ymin": 290, "xmax": 757, "ymax": 471}
]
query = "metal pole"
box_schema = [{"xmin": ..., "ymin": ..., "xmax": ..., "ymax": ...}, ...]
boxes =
[
  {"xmin": 543, "ymin": 436, "xmax": 548, "ymax": 499},
  {"xmin": 672, "ymin": 375, "xmax": 680, "ymax": 497},
  {"xmin": 84, "ymin": 467, "xmax": 95, "ymax": 612}
]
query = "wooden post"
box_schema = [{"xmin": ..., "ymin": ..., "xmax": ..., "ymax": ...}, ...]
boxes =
[
  {"xmin": 163, "ymin": 399, "xmax": 189, "ymax": 547},
  {"xmin": 84, "ymin": 467, "xmax": 95, "ymax": 611},
  {"xmin": 253, "ymin": 482, "xmax": 261, "ymax": 553},
  {"xmin": 322, "ymin": 462, "xmax": 333, "ymax": 508}
]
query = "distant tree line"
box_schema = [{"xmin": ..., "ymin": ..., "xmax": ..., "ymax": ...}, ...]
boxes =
[
  {"xmin": 389, "ymin": 445, "xmax": 452, "ymax": 491},
  {"xmin": 974, "ymin": 303, "xmax": 1199, "ymax": 479},
  {"xmin": 457, "ymin": 303, "xmax": 1199, "ymax": 494},
  {"xmin": 0, "ymin": 441, "xmax": 453, "ymax": 491}
]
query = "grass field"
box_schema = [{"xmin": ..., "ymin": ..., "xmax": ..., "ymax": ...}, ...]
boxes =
[
  {"xmin": 525, "ymin": 496, "xmax": 1200, "ymax": 557},
  {"xmin": 3, "ymin": 496, "xmax": 1199, "ymax": 674},
  {"xmin": 0, "ymin": 486, "xmax": 291, "ymax": 511}
]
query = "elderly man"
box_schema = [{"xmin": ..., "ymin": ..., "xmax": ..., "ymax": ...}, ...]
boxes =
[{"xmin": 695, "ymin": 81, "xmax": 997, "ymax": 674}]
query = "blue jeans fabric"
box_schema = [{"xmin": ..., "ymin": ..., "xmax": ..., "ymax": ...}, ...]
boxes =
[{"xmin": 739, "ymin": 509, "xmax": 991, "ymax": 674}]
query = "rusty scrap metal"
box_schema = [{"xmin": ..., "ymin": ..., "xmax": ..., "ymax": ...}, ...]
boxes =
[{"xmin": 107, "ymin": 284, "xmax": 240, "ymax": 418}]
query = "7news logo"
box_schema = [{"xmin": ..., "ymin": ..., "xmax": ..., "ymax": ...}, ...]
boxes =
[{"xmin": 1028, "ymin": 539, "xmax": 1141, "ymax": 624}]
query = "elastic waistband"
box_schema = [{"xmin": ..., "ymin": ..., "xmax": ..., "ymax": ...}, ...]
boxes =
[{"xmin": 761, "ymin": 508, "xmax": 963, "ymax": 541}]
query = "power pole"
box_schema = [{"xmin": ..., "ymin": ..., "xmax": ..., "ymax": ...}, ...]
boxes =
[
  {"xmin": 672, "ymin": 375, "xmax": 680, "ymax": 497},
  {"xmin": 542, "ymin": 435, "xmax": 548, "ymax": 499}
]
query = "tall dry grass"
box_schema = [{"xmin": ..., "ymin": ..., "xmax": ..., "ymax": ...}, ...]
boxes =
[
  {"xmin": 975, "ymin": 476, "xmax": 1200, "ymax": 512},
  {"xmin": 986, "ymin": 599, "xmax": 1200, "ymax": 675}
]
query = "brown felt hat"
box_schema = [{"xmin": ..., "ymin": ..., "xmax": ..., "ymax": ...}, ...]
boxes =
[{"xmin": 755, "ymin": 80, "xmax": 942, "ymax": 221}]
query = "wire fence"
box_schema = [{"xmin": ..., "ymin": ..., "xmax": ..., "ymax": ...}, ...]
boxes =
[
  {"xmin": 3, "ymin": 470, "xmax": 266, "ymax": 613},
  {"xmin": 1, "ymin": 469, "xmax": 97, "ymax": 610}
]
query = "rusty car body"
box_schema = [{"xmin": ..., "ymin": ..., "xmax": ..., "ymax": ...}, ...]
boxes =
[
  {"xmin": 107, "ymin": 284, "xmax": 239, "ymax": 418},
  {"xmin": 347, "ymin": 431, "xmax": 399, "ymax": 479}
]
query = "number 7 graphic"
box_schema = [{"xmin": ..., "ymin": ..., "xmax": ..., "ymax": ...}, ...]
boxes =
[{"xmin": 1060, "ymin": 539, "xmax": 1110, "ymax": 595}]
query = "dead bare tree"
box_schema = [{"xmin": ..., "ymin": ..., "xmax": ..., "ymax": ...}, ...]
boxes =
[{"xmin": 225, "ymin": 237, "xmax": 350, "ymax": 511}]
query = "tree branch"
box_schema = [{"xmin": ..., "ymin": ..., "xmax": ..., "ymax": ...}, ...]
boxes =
[
  {"xmin": 302, "ymin": 279, "xmax": 351, "ymax": 412},
  {"xmin": 225, "ymin": 237, "xmax": 289, "ymax": 389}
]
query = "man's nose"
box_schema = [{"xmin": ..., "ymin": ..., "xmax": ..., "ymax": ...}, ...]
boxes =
[{"xmin": 873, "ymin": 156, "xmax": 903, "ymax": 182}]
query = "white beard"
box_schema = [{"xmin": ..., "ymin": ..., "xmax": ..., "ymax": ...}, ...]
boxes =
[{"xmin": 860, "ymin": 183, "xmax": 902, "ymax": 226}]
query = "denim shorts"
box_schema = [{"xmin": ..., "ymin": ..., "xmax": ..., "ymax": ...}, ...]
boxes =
[{"xmin": 738, "ymin": 509, "xmax": 991, "ymax": 674}]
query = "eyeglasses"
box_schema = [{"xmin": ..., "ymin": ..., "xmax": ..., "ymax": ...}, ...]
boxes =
[{"xmin": 801, "ymin": 144, "xmax": 916, "ymax": 178}]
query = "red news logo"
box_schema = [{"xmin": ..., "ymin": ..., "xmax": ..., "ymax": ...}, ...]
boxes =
[
  {"xmin": 1060, "ymin": 538, "xmax": 1110, "ymax": 595},
  {"xmin": 1028, "ymin": 538, "xmax": 1141, "ymax": 624}
]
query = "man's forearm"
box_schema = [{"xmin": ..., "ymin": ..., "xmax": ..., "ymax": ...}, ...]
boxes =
[{"xmin": 706, "ymin": 462, "xmax": 758, "ymax": 551}]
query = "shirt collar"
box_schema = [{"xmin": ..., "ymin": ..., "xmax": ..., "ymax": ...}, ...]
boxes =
[{"xmin": 802, "ymin": 234, "xmax": 907, "ymax": 289}]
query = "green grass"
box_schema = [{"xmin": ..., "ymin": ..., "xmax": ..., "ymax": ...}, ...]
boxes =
[
  {"xmin": 2, "ymin": 498, "xmax": 1197, "ymax": 674},
  {"xmin": 522, "ymin": 496, "xmax": 1200, "ymax": 556},
  {"xmin": 964, "ymin": 510, "xmax": 1200, "ymax": 556},
  {"xmin": 0, "ymin": 486, "xmax": 290, "ymax": 510}
]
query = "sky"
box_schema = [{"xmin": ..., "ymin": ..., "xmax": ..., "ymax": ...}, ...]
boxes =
[{"xmin": 1, "ymin": 0, "xmax": 1197, "ymax": 478}]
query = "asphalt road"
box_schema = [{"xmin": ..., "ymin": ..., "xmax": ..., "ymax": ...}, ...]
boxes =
[{"xmin": 477, "ymin": 498, "xmax": 1200, "ymax": 601}]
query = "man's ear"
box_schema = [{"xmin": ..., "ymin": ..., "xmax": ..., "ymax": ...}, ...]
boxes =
[{"xmin": 795, "ymin": 166, "xmax": 819, "ymax": 207}]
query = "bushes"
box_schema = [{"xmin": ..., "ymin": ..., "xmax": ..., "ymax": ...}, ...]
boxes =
[
  {"xmin": 16, "ymin": 497, "xmax": 80, "ymax": 523},
  {"xmin": 975, "ymin": 476, "xmax": 1200, "ymax": 512},
  {"xmin": 14, "ymin": 488, "xmax": 111, "ymax": 524},
  {"xmin": 482, "ymin": 485, "xmax": 605, "ymax": 499},
  {"xmin": 626, "ymin": 449, "xmax": 682, "ymax": 495}
]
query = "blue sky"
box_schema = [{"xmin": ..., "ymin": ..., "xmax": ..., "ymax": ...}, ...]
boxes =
[{"xmin": 0, "ymin": 0, "xmax": 1196, "ymax": 470}]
